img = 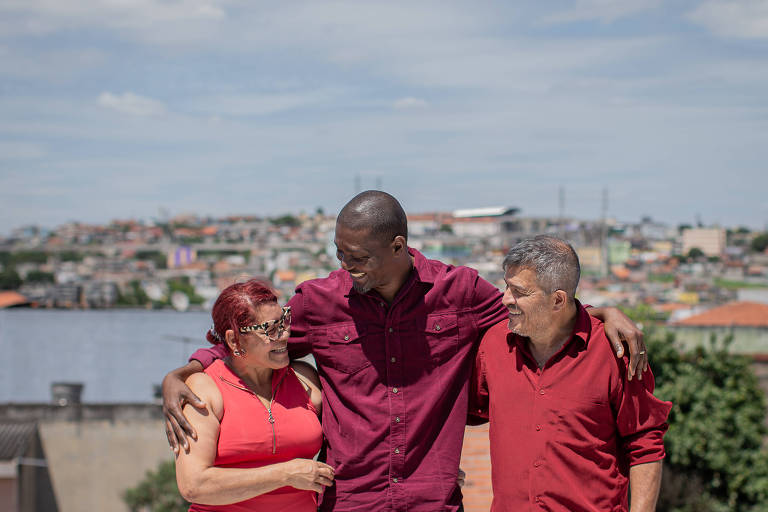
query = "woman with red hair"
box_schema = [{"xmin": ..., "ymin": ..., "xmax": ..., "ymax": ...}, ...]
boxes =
[{"xmin": 175, "ymin": 279, "xmax": 332, "ymax": 511}]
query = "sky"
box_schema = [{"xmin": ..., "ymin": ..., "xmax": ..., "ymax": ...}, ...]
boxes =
[{"xmin": 1, "ymin": 0, "xmax": 767, "ymax": 234}]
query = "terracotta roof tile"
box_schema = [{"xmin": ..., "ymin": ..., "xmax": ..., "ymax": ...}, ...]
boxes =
[
  {"xmin": 675, "ymin": 301, "xmax": 768, "ymax": 327},
  {"xmin": 0, "ymin": 291, "xmax": 30, "ymax": 308}
]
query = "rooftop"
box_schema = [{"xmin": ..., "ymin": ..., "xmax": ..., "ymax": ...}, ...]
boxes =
[
  {"xmin": 674, "ymin": 301, "xmax": 768, "ymax": 328},
  {"xmin": 0, "ymin": 421, "xmax": 36, "ymax": 460}
]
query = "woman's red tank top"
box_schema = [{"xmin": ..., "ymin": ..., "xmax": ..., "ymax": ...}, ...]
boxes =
[{"xmin": 188, "ymin": 359, "xmax": 322, "ymax": 511}]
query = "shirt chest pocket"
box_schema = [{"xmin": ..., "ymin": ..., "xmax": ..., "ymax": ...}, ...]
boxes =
[
  {"xmin": 317, "ymin": 323, "xmax": 375, "ymax": 374},
  {"xmin": 412, "ymin": 313, "xmax": 459, "ymax": 366}
]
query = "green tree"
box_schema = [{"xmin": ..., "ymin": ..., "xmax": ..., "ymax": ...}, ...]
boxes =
[
  {"xmin": 0, "ymin": 268, "xmax": 22, "ymax": 290},
  {"xmin": 123, "ymin": 460, "xmax": 188, "ymax": 512},
  {"xmin": 622, "ymin": 306, "xmax": 768, "ymax": 511},
  {"xmin": 24, "ymin": 270, "xmax": 55, "ymax": 283},
  {"xmin": 116, "ymin": 280, "xmax": 150, "ymax": 307},
  {"xmin": 10, "ymin": 251, "xmax": 48, "ymax": 264},
  {"xmin": 136, "ymin": 250, "xmax": 168, "ymax": 269},
  {"xmin": 59, "ymin": 251, "xmax": 83, "ymax": 262},
  {"xmin": 270, "ymin": 214, "xmax": 300, "ymax": 227},
  {"xmin": 686, "ymin": 247, "xmax": 705, "ymax": 260},
  {"xmin": 167, "ymin": 277, "xmax": 204, "ymax": 305},
  {"xmin": 751, "ymin": 233, "xmax": 768, "ymax": 253}
]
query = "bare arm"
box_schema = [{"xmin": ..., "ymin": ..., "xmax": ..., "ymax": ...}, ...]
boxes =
[
  {"xmin": 629, "ymin": 460, "xmax": 662, "ymax": 512},
  {"xmin": 588, "ymin": 306, "xmax": 648, "ymax": 380},
  {"xmin": 290, "ymin": 360, "xmax": 323, "ymax": 416},
  {"xmin": 162, "ymin": 360, "xmax": 206, "ymax": 454},
  {"xmin": 175, "ymin": 373, "xmax": 334, "ymax": 505}
]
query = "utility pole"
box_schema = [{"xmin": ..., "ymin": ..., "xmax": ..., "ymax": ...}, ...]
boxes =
[
  {"xmin": 558, "ymin": 185, "xmax": 565, "ymax": 239},
  {"xmin": 601, "ymin": 187, "xmax": 609, "ymax": 278}
]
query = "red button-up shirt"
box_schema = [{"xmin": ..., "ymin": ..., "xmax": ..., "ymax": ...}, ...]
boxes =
[
  {"xmin": 191, "ymin": 248, "xmax": 507, "ymax": 511},
  {"xmin": 470, "ymin": 302, "xmax": 671, "ymax": 512}
]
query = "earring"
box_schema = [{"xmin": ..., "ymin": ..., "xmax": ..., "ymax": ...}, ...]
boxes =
[{"xmin": 233, "ymin": 348, "xmax": 246, "ymax": 357}]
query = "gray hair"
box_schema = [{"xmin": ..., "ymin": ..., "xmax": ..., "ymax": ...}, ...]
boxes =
[{"xmin": 502, "ymin": 235, "xmax": 581, "ymax": 299}]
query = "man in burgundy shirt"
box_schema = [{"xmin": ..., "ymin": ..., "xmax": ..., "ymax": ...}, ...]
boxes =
[
  {"xmin": 471, "ymin": 236, "xmax": 671, "ymax": 511},
  {"xmin": 162, "ymin": 191, "xmax": 649, "ymax": 511}
]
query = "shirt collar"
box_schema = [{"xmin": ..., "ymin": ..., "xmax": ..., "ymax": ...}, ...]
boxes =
[
  {"xmin": 408, "ymin": 248, "xmax": 436, "ymax": 285},
  {"xmin": 343, "ymin": 246, "xmax": 434, "ymax": 299}
]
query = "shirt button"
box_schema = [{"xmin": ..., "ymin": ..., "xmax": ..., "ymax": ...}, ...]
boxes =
[
  {"xmin": 533, "ymin": 460, "xmax": 543, "ymax": 468},
  {"xmin": 392, "ymin": 477, "xmax": 398, "ymax": 483},
  {"xmin": 539, "ymin": 389, "xmax": 545, "ymax": 395},
  {"xmin": 391, "ymin": 357, "xmax": 397, "ymax": 363},
  {"xmin": 435, "ymin": 325, "xmax": 441, "ymax": 331},
  {"xmin": 392, "ymin": 387, "xmax": 399, "ymax": 394},
  {"xmin": 395, "ymin": 416, "xmax": 400, "ymax": 423},
  {"xmin": 394, "ymin": 448, "xmax": 400, "ymax": 454},
  {"xmin": 380, "ymin": 302, "xmax": 385, "ymax": 307},
  {"xmin": 344, "ymin": 335, "xmax": 349, "ymax": 341},
  {"xmin": 535, "ymin": 425, "xmax": 542, "ymax": 431},
  {"xmin": 388, "ymin": 327, "xmax": 393, "ymax": 333}
]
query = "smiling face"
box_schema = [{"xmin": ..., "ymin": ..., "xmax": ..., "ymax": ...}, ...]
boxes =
[
  {"xmin": 502, "ymin": 266, "xmax": 555, "ymax": 339},
  {"xmin": 334, "ymin": 223, "xmax": 402, "ymax": 296},
  {"xmin": 233, "ymin": 302, "xmax": 291, "ymax": 370}
]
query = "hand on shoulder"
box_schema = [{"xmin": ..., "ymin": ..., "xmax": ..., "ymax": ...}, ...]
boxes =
[{"xmin": 185, "ymin": 372, "xmax": 223, "ymax": 419}]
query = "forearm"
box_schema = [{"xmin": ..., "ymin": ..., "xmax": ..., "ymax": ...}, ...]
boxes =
[
  {"xmin": 177, "ymin": 461, "xmax": 291, "ymax": 505},
  {"xmin": 170, "ymin": 360, "xmax": 204, "ymax": 381},
  {"xmin": 629, "ymin": 460, "xmax": 662, "ymax": 512}
]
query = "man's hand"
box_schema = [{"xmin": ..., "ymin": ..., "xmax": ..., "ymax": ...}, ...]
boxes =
[
  {"xmin": 457, "ymin": 468, "xmax": 466, "ymax": 488},
  {"xmin": 589, "ymin": 307, "xmax": 648, "ymax": 380},
  {"xmin": 162, "ymin": 361, "xmax": 206, "ymax": 454}
]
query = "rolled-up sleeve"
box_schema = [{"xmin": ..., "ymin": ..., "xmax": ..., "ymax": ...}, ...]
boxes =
[
  {"xmin": 614, "ymin": 366, "xmax": 672, "ymax": 466},
  {"xmin": 189, "ymin": 343, "xmax": 228, "ymax": 369}
]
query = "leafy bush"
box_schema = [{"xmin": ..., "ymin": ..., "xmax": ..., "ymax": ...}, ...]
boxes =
[
  {"xmin": 123, "ymin": 460, "xmax": 188, "ymax": 512},
  {"xmin": 623, "ymin": 306, "xmax": 768, "ymax": 511}
]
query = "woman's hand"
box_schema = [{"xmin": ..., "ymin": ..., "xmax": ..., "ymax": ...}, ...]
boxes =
[{"xmin": 280, "ymin": 459, "xmax": 335, "ymax": 493}]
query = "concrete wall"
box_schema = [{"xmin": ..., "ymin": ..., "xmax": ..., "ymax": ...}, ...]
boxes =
[
  {"xmin": 664, "ymin": 326, "xmax": 768, "ymax": 355},
  {"xmin": 0, "ymin": 472, "xmax": 17, "ymax": 512},
  {"xmin": 40, "ymin": 419, "xmax": 170, "ymax": 512},
  {"xmin": 1, "ymin": 404, "xmax": 171, "ymax": 512}
]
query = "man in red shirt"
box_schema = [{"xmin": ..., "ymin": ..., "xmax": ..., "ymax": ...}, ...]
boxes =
[
  {"xmin": 471, "ymin": 235, "xmax": 671, "ymax": 511},
  {"xmin": 162, "ymin": 192, "xmax": 650, "ymax": 511}
]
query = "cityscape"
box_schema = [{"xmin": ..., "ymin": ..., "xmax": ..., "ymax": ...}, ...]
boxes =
[{"xmin": 2, "ymin": 206, "xmax": 767, "ymax": 317}]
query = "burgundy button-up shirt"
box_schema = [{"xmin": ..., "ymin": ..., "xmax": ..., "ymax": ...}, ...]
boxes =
[
  {"xmin": 470, "ymin": 303, "xmax": 672, "ymax": 512},
  {"xmin": 191, "ymin": 248, "xmax": 507, "ymax": 511}
]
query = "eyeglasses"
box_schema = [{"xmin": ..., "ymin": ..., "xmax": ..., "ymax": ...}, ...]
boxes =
[{"xmin": 239, "ymin": 306, "xmax": 292, "ymax": 342}]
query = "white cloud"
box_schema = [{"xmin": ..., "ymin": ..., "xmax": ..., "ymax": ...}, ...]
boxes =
[
  {"xmin": 97, "ymin": 92, "xmax": 167, "ymax": 116},
  {"xmin": 541, "ymin": 0, "xmax": 662, "ymax": 24},
  {"xmin": 393, "ymin": 97, "xmax": 428, "ymax": 110},
  {"xmin": 688, "ymin": 0, "xmax": 768, "ymax": 39}
]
